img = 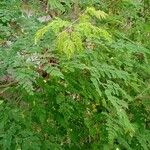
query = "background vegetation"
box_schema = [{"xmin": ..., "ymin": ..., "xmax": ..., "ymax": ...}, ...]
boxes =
[{"xmin": 0, "ymin": 0, "xmax": 150, "ymax": 149}]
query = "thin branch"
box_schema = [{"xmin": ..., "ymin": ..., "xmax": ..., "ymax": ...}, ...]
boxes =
[
  {"xmin": 134, "ymin": 86, "xmax": 150, "ymax": 100},
  {"xmin": 0, "ymin": 81, "xmax": 18, "ymax": 88},
  {"xmin": 56, "ymin": 9, "xmax": 86, "ymax": 38}
]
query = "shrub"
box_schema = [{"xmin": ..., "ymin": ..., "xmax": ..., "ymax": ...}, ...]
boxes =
[{"xmin": 0, "ymin": 0, "xmax": 150, "ymax": 149}]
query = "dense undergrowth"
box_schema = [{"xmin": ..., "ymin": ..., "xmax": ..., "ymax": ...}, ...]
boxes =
[{"xmin": 0, "ymin": 0, "xmax": 150, "ymax": 149}]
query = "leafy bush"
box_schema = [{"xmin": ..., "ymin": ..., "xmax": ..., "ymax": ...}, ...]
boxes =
[{"xmin": 0, "ymin": 0, "xmax": 150, "ymax": 149}]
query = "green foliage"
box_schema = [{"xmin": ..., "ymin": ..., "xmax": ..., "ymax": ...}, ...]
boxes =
[
  {"xmin": 35, "ymin": 7, "xmax": 110, "ymax": 58},
  {"xmin": 0, "ymin": 0, "xmax": 150, "ymax": 150}
]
